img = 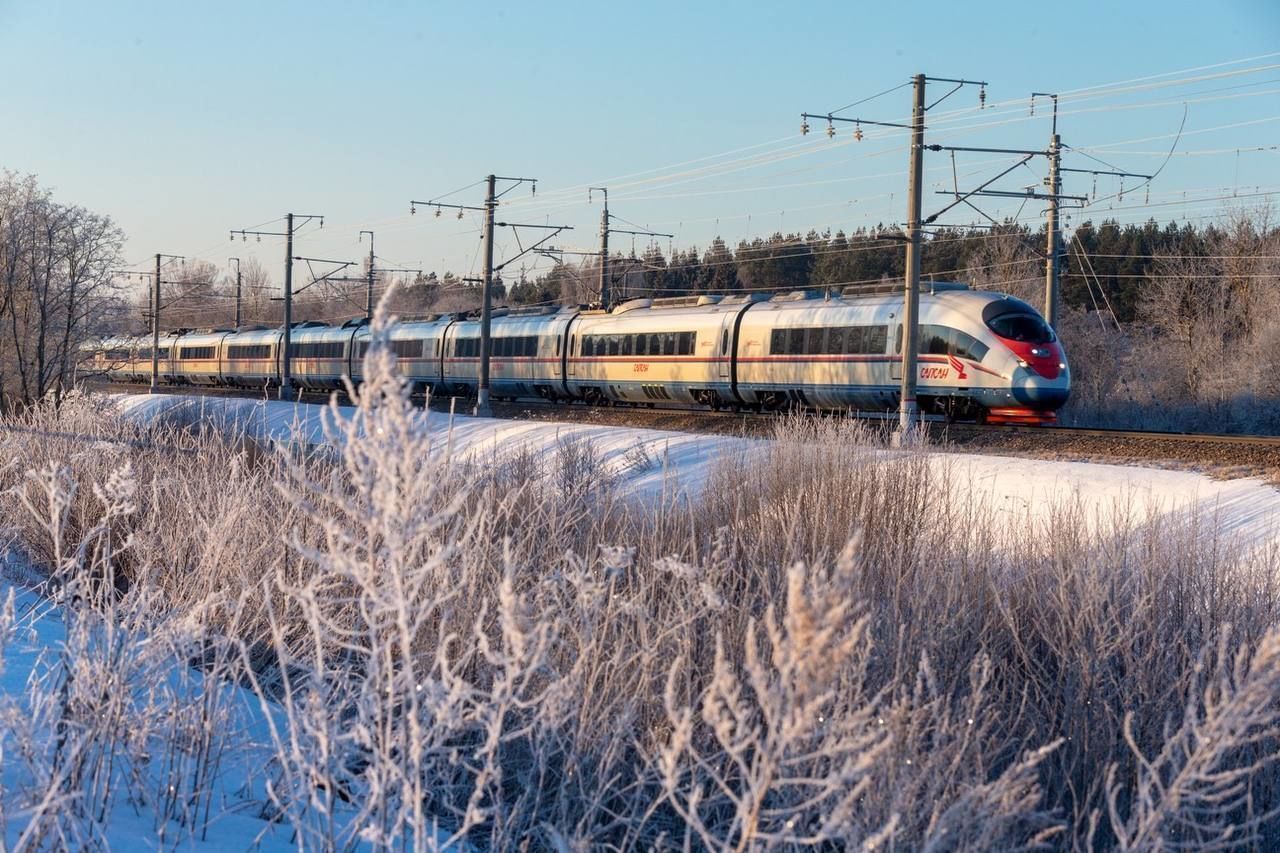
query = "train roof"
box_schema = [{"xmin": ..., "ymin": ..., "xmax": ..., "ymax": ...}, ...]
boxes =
[
  {"xmin": 224, "ymin": 328, "xmax": 283, "ymax": 345},
  {"xmin": 288, "ymin": 324, "xmax": 359, "ymax": 343},
  {"xmin": 173, "ymin": 330, "xmax": 233, "ymax": 346}
]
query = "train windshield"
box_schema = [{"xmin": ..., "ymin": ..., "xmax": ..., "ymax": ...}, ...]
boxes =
[{"xmin": 986, "ymin": 313, "xmax": 1055, "ymax": 344}]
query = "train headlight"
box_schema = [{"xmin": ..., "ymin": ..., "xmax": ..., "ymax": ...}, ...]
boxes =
[
  {"xmin": 1059, "ymin": 362, "xmax": 1067, "ymax": 370},
  {"xmin": 1030, "ymin": 346, "xmax": 1050, "ymax": 358},
  {"xmin": 1016, "ymin": 358, "xmax": 1029, "ymax": 368}
]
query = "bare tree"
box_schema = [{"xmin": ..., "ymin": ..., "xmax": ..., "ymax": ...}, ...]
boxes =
[
  {"xmin": 0, "ymin": 172, "xmax": 124, "ymax": 408},
  {"xmin": 963, "ymin": 225, "xmax": 1041, "ymax": 303}
]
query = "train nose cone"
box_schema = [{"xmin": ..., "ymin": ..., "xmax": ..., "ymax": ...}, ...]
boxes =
[{"xmin": 1010, "ymin": 381, "xmax": 1069, "ymax": 410}]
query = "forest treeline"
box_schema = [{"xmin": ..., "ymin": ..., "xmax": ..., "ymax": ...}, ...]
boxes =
[{"xmin": 502, "ymin": 219, "xmax": 1239, "ymax": 324}]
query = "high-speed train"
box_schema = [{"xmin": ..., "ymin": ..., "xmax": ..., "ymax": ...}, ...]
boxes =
[{"xmin": 84, "ymin": 282, "xmax": 1069, "ymax": 424}]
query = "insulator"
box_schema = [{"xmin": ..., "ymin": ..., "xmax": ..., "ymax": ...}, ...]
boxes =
[
  {"xmin": 411, "ymin": 204, "xmax": 416, "ymax": 215},
  {"xmin": 826, "ymin": 121, "xmax": 835, "ymax": 139},
  {"xmin": 854, "ymin": 122, "xmax": 863, "ymax": 142},
  {"xmin": 979, "ymin": 85, "xmax": 986, "ymax": 108},
  {"xmin": 457, "ymin": 210, "xmax": 463, "ymax": 219},
  {"xmin": 435, "ymin": 207, "xmax": 442, "ymax": 217},
  {"xmin": 1118, "ymin": 179, "xmax": 1124, "ymax": 201},
  {"xmin": 1091, "ymin": 176, "xmax": 1097, "ymax": 199},
  {"xmin": 801, "ymin": 119, "xmax": 809, "ymax": 136},
  {"xmin": 531, "ymin": 182, "xmax": 537, "ymax": 196},
  {"xmin": 1144, "ymin": 186, "xmax": 1150, "ymax": 204},
  {"xmin": 256, "ymin": 235, "xmax": 261, "ymax": 242},
  {"xmin": 230, "ymin": 233, "xmax": 234, "ymax": 241},
  {"xmin": 1029, "ymin": 96, "xmax": 1035, "ymax": 116}
]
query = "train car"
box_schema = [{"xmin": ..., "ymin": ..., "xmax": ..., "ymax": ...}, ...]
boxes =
[
  {"xmin": 86, "ymin": 337, "xmax": 137, "ymax": 383},
  {"xmin": 565, "ymin": 296, "xmax": 755, "ymax": 407},
  {"xmin": 221, "ymin": 327, "xmax": 282, "ymax": 389},
  {"xmin": 442, "ymin": 308, "xmax": 575, "ymax": 400},
  {"xmin": 172, "ymin": 330, "xmax": 234, "ymax": 386},
  {"xmin": 349, "ymin": 317, "xmax": 455, "ymax": 396},
  {"xmin": 130, "ymin": 337, "xmax": 172, "ymax": 383},
  {"xmin": 732, "ymin": 283, "xmax": 1068, "ymax": 423},
  {"xmin": 287, "ymin": 322, "xmax": 358, "ymax": 391}
]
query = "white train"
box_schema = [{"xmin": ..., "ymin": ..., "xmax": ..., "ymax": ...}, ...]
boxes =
[{"xmin": 84, "ymin": 283, "xmax": 1069, "ymax": 424}]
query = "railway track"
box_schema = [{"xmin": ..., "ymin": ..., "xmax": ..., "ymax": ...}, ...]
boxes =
[
  {"xmin": 86, "ymin": 381, "xmax": 1280, "ymax": 479},
  {"xmin": 951, "ymin": 422, "xmax": 1280, "ymax": 448}
]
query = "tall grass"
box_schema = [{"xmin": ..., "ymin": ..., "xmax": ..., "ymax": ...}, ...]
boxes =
[{"xmin": 2, "ymin": 311, "xmax": 1280, "ymax": 849}]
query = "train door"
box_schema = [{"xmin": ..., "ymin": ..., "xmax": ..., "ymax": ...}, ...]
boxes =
[
  {"xmin": 567, "ymin": 323, "xmax": 579, "ymax": 378},
  {"xmin": 890, "ymin": 323, "xmax": 903, "ymax": 381},
  {"xmin": 717, "ymin": 320, "xmax": 732, "ymax": 381}
]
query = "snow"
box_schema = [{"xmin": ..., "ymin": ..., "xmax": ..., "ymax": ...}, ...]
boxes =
[
  {"xmin": 0, "ymin": 546, "xmax": 304, "ymax": 850},
  {"xmin": 3, "ymin": 392, "xmax": 1276, "ymax": 846},
  {"xmin": 111, "ymin": 392, "xmax": 1280, "ymax": 552}
]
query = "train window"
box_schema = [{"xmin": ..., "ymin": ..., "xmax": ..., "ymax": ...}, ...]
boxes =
[
  {"xmin": 948, "ymin": 329, "xmax": 988, "ymax": 361},
  {"xmin": 498, "ymin": 337, "xmax": 509, "ymax": 357},
  {"xmin": 678, "ymin": 332, "xmax": 694, "ymax": 355},
  {"xmin": 390, "ymin": 339, "xmax": 421, "ymax": 359},
  {"xmin": 915, "ymin": 326, "xmax": 988, "ymax": 361},
  {"xmin": 864, "ymin": 326, "xmax": 888, "ymax": 353},
  {"xmin": 555, "ymin": 336, "xmax": 561, "ymax": 357},
  {"xmin": 787, "ymin": 328, "xmax": 805, "ymax": 355},
  {"xmin": 622, "ymin": 335, "xmax": 634, "ymax": 356},
  {"xmin": 358, "ymin": 341, "xmax": 370, "ymax": 358},
  {"xmin": 179, "ymin": 346, "xmax": 216, "ymax": 360},
  {"xmin": 228, "ymin": 344, "xmax": 271, "ymax": 360},
  {"xmin": 435, "ymin": 340, "xmax": 441, "ymax": 357},
  {"xmin": 894, "ymin": 325, "xmax": 902, "ymax": 354},
  {"xmin": 770, "ymin": 329, "xmax": 785, "ymax": 354},
  {"xmin": 570, "ymin": 335, "xmax": 576, "ymax": 356},
  {"xmin": 987, "ymin": 313, "xmax": 1054, "ymax": 344},
  {"xmin": 919, "ymin": 325, "xmax": 951, "ymax": 356},
  {"xmin": 608, "ymin": 335, "xmax": 620, "ymax": 356},
  {"xmin": 292, "ymin": 341, "xmax": 346, "ymax": 359},
  {"xmin": 804, "ymin": 327, "xmax": 826, "ymax": 355},
  {"xmin": 827, "ymin": 327, "xmax": 845, "ymax": 354},
  {"xmin": 525, "ymin": 336, "xmax": 537, "ymax": 357},
  {"xmin": 663, "ymin": 333, "xmax": 676, "ymax": 356},
  {"xmin": 721, "ymin": 330, "xmax": 729, "ymax": 355}
]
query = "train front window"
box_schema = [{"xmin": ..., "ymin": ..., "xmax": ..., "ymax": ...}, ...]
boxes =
[{"xmin": 987, "ymin": 313, "xmax": 1055, "ymax": 344}]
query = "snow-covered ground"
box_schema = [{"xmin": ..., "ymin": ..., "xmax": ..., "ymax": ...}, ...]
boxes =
[
  {"xmin": 3, "ymin": 392, "xmax": 1275, "ymax": 846},
  {"xmin": 0, "ymin": 548, "xmax": 298, "ymax": 850},
  {"xmin": 113, "ymin": 393, "xmax": 1280, "ymax": 552}
]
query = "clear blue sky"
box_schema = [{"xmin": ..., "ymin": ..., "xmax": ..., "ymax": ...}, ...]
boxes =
[{"xmin": 2, "ymin": 0, "xmax": 1278, "ymax": 298}]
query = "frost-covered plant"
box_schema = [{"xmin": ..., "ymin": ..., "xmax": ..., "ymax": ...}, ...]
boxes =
[
  {"xmin": 1105, "ymin": 626, "xmax": 1280, "ymax": 851},
  {"xmin": 659, "ymin": 547, "xmax": 895, "ymax": 849},
  {"xmin": 2, "ymin": 459, "xmax": 251, "ymax": 849}
]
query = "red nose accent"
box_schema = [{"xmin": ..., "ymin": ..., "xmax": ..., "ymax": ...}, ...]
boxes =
[{"xmin": 1000, "ymin": 338, "xmax": 1061, "ymax": 379}]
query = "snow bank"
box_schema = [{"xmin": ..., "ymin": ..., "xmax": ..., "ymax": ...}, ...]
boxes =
[{"xmin": 111, "ymin": 393, "xmax": 1280, "ymax": 552}]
